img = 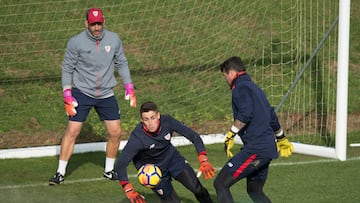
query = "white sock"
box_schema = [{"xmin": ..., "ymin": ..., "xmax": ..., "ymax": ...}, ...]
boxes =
[
  {"xmin": 105, "ymin": 157, "xmax": 116, "ymax": 172},
  {"xmin": 57, "ymin": 160, "xmax": 68, "ymax": 176}
]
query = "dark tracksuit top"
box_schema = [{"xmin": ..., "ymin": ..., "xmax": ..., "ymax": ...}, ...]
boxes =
[
  {"xmin": 115, "ymin": 114, "xmax": 206, "ymax": 184},
  {"xmin": 232, "ymin": 74, "xmax": 278, "ymax": 159}
]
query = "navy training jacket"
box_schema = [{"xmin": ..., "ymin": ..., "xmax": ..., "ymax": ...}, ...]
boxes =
[
  {"xmin": 231, "ymin": 74, "xmax": 278, "ymax": 159},
  {"xmin": 115, "ymin": 114, "xmax": 206, "ymax": 182}
]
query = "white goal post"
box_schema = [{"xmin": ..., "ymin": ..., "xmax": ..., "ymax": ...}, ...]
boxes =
[
  {"xmin": 277, "ymin": 0, "xmax": 350, "ymax": 161},
  {"xmin": 334, "ymin": 0, "xmax": 350, "ymax": 161}
]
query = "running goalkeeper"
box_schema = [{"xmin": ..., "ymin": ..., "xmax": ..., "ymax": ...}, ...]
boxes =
[
  {"xmin": 214, "ymin": 56, "xmax": 294, "ymax": 203},
  {"xmin": 115, "ymin": 101, "xmax": 215, "ymax": 203}
]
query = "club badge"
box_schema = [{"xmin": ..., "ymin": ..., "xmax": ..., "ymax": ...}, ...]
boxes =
[
  {"xmin": 105, "ymin": 45, "xmax": 111, "ymax": 53},
  {"xmin": 92, "ymin": 11, "xmax": 99, "ymax": 17},
  {"xmin": 164, "ymin": 133, "xmax": 171, "ymax": 140},
  {"xmin": 156, "ymin": 189, "xmax": 164, "ymax": 196}
]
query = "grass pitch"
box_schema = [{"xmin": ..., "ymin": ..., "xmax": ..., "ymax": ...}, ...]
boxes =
[{"xmin": 1, "ymin": 143, "xmax": 360, "ymax": 203}]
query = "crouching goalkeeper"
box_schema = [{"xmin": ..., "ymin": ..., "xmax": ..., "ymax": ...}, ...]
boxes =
[
  {"xmin": 215, "ymin": 56, "xmax": 294, "ymax": 203},
  {"xmin": 115, "ymin": 101, "xmax": 216, "ymax": 203}
]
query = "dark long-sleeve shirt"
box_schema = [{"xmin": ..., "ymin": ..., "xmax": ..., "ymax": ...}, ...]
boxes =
[
  {"xmin": 231, "ymin": 74, "xmax": 278, "ymax": 158},
  {"xmin": 115, "ymin": 114, "xmax": 206, "ymax": 182}
]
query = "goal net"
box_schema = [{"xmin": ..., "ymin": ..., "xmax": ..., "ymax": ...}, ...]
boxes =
[{"xmin": 0, "ymin": 0, "xmax": 347, "ymax": 160}]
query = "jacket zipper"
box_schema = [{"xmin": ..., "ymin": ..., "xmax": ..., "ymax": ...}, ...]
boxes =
[{"xmin": 95, "ymin": 40, "xmax": 100, "ymax": 98}]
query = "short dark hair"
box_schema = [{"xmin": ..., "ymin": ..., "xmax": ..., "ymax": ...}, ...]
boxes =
[
  {"xmin": 140, "ymin": 101, "xmax": 158, "ymax": 116},
  {"xmin": 220, "ymin": 56, "xmax": 246, "ymax": 73}
]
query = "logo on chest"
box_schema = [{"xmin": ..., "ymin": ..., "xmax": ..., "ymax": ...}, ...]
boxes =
[
  {"xmin": 104, "ymin": 45, "xmax": 111, "ymax": 53},
  {"xmin": 147, "ymin": 133, "xmax": 171, "ymax": 149},
  {"xmin": 164, "ymin": 133, "xmax": 171, "ymax": 140}
]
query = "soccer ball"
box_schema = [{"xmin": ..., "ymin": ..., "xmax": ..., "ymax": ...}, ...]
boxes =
[{"xmin": 137, "ymin": 164, "xmax": 162, "ymax": 188}]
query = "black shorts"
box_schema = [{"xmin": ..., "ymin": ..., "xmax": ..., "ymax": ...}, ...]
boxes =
[{"xmin": 69, "ymin": 88, "xmax": 120, "ymax": 122}]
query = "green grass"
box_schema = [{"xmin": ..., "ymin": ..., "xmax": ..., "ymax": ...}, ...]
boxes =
[{"xmin": 1, "ymin": 141, "xmax": 360, "ymax": 203}]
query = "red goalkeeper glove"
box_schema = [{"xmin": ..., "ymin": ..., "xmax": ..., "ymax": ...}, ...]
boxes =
[
  {"xmin": 276, "ymin": 130, "xmax": 294, "ymax": 158},
  {"xmin": 125, "ymin": 83, "xmax": 136, "ymax": 108},
  {"xmin": 197, "ymin": 154, "xmax": 216, "ymax": 180},
  {"xmin": 63, "ymin": 89, "xmax": 78, "ymax": 117},
  {"xmin": 123, "ymin": 183, "xmax": 146, "ymax": 203}
]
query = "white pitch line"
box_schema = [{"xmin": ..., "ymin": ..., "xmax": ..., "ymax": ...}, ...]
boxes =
[
  {"xmin": 270, "ymin": 156, "xmax": 360, "ymax": 166},
  {"xmin": 1, "ymin": 156, "xmax": 359, "ymax": 190}
]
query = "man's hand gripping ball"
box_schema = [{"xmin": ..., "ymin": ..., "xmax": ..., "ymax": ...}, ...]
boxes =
[{"xmin": 63, "ymin": 89, "xmax": 78, "ymax": 117}]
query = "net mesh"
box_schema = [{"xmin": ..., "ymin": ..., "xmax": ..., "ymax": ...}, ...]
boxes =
[{"xmin": 0, "ymin": 0, "xmax": 339, "ymax": 148}]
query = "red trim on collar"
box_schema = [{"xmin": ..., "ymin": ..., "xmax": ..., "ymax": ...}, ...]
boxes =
[{"xmin": 231, "ymin": 71, "xmax": 246, "ymax": 89}]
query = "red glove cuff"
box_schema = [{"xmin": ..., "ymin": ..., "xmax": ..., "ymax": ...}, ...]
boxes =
[
  {"xmin": 120, "ymin": 181, "xmax": 129, "ymax": 188},
  {"xmin": 198, "ymin": 154, "xmax": 208, "ymax": 163},
  {"xmin": 123, "ymin": 183, "xmax": 134, "ymax": 193}
]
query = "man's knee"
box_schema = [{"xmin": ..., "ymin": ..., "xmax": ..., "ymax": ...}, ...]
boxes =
[
  {"xmin": 247, "ymin": 180, "xmax": 271, "ymax": 202},
  {"xmin": 214, "ymin": 176, "xmax": 223, "ymax": 190},
  {"xmin": 214, "ymin": 169, "xmax": 235, "ymax": 191},
  {"xmin": 105, "ymin": 120, "xmax": 121, "ymax": 138},
  {"xmin": 194, "ymin": 187, "xmax": 213, "ymax": 203},
  {"xmin": 65, "ymin": 122, "xmax": 83, "ymax": 139},
  {"xmin": 107, "ymin": 127, "xmax": 121, "ymax": 139}
]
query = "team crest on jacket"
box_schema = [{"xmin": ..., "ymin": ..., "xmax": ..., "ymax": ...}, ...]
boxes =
[
  {"xmin": 164, "ymin": 133, "xmax": 171, "ymax": 140},
  {"xmin": 156, "ymin": 189, "xmax": 164, "ymax": 196},
  {"xmin": 105, "ymin": 45, "xmax": 111, "ymax": 53}
]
